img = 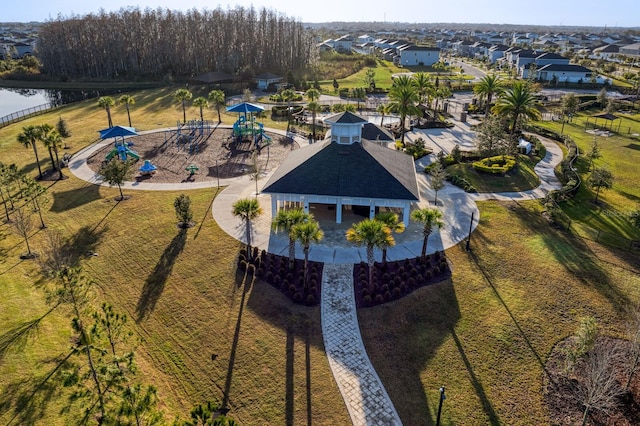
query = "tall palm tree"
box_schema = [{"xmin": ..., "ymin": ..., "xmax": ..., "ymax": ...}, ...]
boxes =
[
  {"xmin": 118, "ymin": 94, "xmax": 136, "ymax": 127},
  {"xmin": 97, "ymin": 96, "xmax": 116, "ymax": 127},
  {"xmin": 39, "ymin": 124, "xmax": 65, "ymax": 179},
  {"xmin": 208, "ymin": 90, "xmax": 226, "ymax": 123},
  {"xmin": 411, "ymin": 208, "xmax": 444, "ymax": 262},
  {"xmin": 375, "ymin": 211, "xmax": 405, "ymax": 264},
  {"xmin": 307, "ymin": 101, "xmax": 321, "ymax": 141},
  {"xmin": 493, "ymin": 81, "xmax": 541, "ymax": 135},
  {"xmin": 271, "ymin": 208, "xmax": 309, "ymax": 270},
  {"xmin": 387, "ymin": 77, "xmax": 420, "ymax": 146},
  {"xmin": 291, "ymin": 219, "xmax": 324, "ymax": 284},
  {"xmin": 473, "ymin": 74, "xmax": 504, "ymax": 116},
  {"xmin": 376, "ymin": 103, "xmax": 388, "ymax": 126},
  {"xmin": 346, "ymin": 218, "xmax": 394, "ymax": 285},
  {"xmin": 192, "ymin": 97, "xmax": 209, "ymax": 122},
  {"xmin": 232, "ymin": 198, "xmax": 263, "ymax": 261},
  {"xmin": 174, "ymin": 89, "xmax": 193, "ymax": 124},
  {"xmin": 351, "ymin": 87, "xmax": 366, "ymax": 111},
  {"xmin": 37, "ymin": 123, "xmax": 56, "ymax": 171},
  {"xmin": 16, "ymin": 125, "xmax": 43, "ymax": 179},
  {"xmin": 412, "ymin": 72, "xmax": 434, "ymax": 106},
  {"xmin": 281, "ymin": 89, "xmax": 296, "ymax": 125}
]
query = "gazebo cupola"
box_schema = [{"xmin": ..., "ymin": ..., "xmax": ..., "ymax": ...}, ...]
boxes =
[{"xmin": 324, "ymin": 111, "xmax": 368, "ymax": 145}]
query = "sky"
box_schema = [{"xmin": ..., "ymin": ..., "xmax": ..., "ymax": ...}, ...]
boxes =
[{"xmin": 3, "ymin": 0, "xmax": 639, "ymax": 27}]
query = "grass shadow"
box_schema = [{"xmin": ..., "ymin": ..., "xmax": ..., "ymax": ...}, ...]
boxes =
[
  {"xmin": 450, "ymin": 327, "xmax": 500, "ymax": 424},
  {"xmin": 0, "ymin": 350, "xmax": 74, "ymax": 426},
  {"xmin": 136, "ymin": 228, "xmax": 187, "ymax": 322},
  {"xmin": 50, "ymin": 183, "xmax": 102, "ymax": 213},
  {"xmin": 0, "ymin": 304, "xmax": 58, "ymax": 363}
]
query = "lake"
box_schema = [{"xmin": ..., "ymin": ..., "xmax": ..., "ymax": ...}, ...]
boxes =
[{"xmin": 0, "ymin": 88, "xmax": 50, "ymax": 117}]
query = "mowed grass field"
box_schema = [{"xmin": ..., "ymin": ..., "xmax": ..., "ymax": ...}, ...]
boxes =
[
  {"xmin": 0, "ymin": 93, "xmax": 348, "ymax": 424},
  {"xmin": 2, "ymin": 87, "xmax": 640, "ymax": 425},
  {"xmin": 537, "ymin": 111, "xmax": 640, "ymax": 241}
]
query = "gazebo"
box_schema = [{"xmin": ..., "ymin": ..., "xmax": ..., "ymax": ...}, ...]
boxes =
[
  {"xmin": 262, "ymin": 111, "xmax": 419, "ymax": 226},
  {"xmin": 586, "ymin": 113, "xmax": 621, "ymax": 133}
]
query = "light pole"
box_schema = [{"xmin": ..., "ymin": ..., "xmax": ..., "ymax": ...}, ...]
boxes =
[{"xmin": 436, "ymin": 386, "xmax": 446, "ymax": 426}]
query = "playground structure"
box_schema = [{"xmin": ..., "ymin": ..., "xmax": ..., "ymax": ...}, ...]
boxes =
[
  {"xmin": 139, "ymin": 160, "xmax": 157, "ymax": 176},
  {"xmin": 106, "ymin": 141, "xmax": 140, "ymax": 161},
  {"xmin": 162, "ymin": 120, "xmax": 212, "ymax": 154},
  {"xmin": 227, "ymin": 102, "xmax": 272, "ymax": 149}
]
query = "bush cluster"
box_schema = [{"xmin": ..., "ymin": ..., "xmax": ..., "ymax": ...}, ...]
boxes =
[
  {"xmin": 268, "ymin": 93, "xmax": 303, "ymax": 103},
  {"xmin": 446, "ymin": 174, "xmax": 477, "ymax": 192},
  {"xmin": 238, "ymin": 250, "xmax": 322, "ymax": 306},
  {"xmin": 353, "ymin": 252, "xmax": 451, "ymax": 308},
  {"xmin": 271, "ymin": 105, "xmax": 304, "ymax": 117},
  {"xmin": 472, "ymin": 155, "xmax": 517, "ymax": 174}
]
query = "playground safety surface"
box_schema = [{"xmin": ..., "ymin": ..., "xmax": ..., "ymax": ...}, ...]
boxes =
[{"xmin": 85, "ymin": 127, "xmax": 298, "ymax": 184}]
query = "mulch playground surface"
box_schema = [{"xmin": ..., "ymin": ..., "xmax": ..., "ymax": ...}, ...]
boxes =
[{"xmin": 86, "ymin": 127, "xmax": 298, "ymax": 183}]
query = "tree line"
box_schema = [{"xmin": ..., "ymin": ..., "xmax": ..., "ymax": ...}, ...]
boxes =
[{"xmin": 36, "ymin": 6, "xmax": 316, "ymax": 80}]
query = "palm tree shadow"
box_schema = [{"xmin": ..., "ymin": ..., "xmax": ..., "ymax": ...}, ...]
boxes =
[{"xmin": 136, "ymin": 229, "xmax": 187, "ymax": 322}]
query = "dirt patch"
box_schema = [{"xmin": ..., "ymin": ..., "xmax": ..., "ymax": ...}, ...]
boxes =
[
  {"xmin": 86, "ymin": 127, "xmax": 298, "ymax": 184},
  {"xmin": 543, "ymin": 336, "xmax": 640, "ymax": 425}
]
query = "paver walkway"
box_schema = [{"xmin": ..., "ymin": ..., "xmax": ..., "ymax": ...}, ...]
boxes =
[{"xmin": 321, "ymin": 264, "xmax": 401, "ymax": 425}]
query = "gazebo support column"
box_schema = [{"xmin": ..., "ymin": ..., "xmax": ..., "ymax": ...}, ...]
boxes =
[
  {"xmin": 369, "ymin": 202, "xmax": 376, "ymax": 220},
  {"xmin": 336, "ymin": 200, "xmax": 343, "ymax": 224},
  {"xmin": 403, "ymin": 204, "xmax": 410, "ymax": 227},
  {"xmin": 271, "ymin": 197, "xmax": 278, "ymax": 217}
]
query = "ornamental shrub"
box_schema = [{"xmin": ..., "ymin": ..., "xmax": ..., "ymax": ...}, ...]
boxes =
[{"xmin": 472, "ymin": 155, "xmax": 516, "ymax": 174}]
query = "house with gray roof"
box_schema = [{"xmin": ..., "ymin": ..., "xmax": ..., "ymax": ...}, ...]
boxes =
[{"xmin": 262, "ymin": 111, "xmax": 419, "ymax": 225}]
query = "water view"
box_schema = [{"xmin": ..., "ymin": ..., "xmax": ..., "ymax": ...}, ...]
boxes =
[{"xmin": 0, "ymin": 88, "xmax": 49, "ymax": 117}]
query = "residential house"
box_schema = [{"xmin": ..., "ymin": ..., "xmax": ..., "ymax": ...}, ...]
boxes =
[
  {"xmin": 395, "ymin": 45, "xmax": 440, "ymax": 66},
  {"xmin": 536, "ymin": 64, "xmax": 594, "ymax": 83},
  {"xmin": 620, "ymin": 43, "xmax": 640, "ymax": 57},
  {"xmin": 254, "ymin": 72, "xmax": 283, "ymax": 90}
]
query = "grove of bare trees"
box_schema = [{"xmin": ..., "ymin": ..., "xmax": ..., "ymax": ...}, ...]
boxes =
[{"xmin": 36, "ymin": 6, "xmax": 316, "ymax": 80}]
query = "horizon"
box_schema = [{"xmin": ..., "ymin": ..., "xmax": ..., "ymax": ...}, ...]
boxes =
[{"xmin": 2, "ymin": 0, "xmax": 638, "ymax": 28}]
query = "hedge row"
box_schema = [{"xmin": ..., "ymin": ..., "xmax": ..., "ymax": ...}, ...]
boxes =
[{"xmin": 472, "ymin": 155, "xmax": 517, "ymax": 174}]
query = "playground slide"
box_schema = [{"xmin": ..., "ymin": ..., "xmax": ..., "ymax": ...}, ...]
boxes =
[{"xmin": 120, "ymin": 150, "xmax": 140, "ymax": 161}]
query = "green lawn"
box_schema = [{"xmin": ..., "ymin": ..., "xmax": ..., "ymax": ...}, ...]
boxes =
[
  {"xmin": 536, "ymin": 111, "xmax": 640, "ymax": 240},
  {"xmin": 446, "ymin": 154, "xmax": 541, "ymax": 193},
  {"xmin": 0, "ymin": 94, "xmax": 347, "ymax": 424},
  {"xmin": 360, "ymin": 200, "xmax": 640, "ymax": 425}
]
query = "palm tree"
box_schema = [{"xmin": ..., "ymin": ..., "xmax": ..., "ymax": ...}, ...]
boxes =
[
  {"xmin": 208, "ymin": 90, "xmax": 226, "ymax": 123},
  {"xmin": 281, "ymin": 89, "xmax": 297, "ymax": 125},
  {"xmin": 118, "ymin": 94, "xmax": 136, "ymax": 127},
  {"xmin": 387, "ymin": 76, "xmax": 420, "ymax": 146},
  {"xmin": 291, "ymin": 219, "xmax": 324, "ymax": 284},
  {"xmin": 411, "ymin": 208, "xmax": 444, "ymax": 262},
  {"xmin": 376, "ymin": 103, "xmax": 388, "ymax": 126},
  {"xmin": 412, "ymin": 72, "xmax": 434, "ymax": 106},
  {"xmin": 193, "ymin": 97, "xmax": 209, "ymax": 122},
  {"xmin": 17, "ymin": 125, "xmax": 43, "ymax": 179},
  {"xmin": 493, "ymin": 81, "xmax": 541, "ymax": 135},
  {"xmin": 98, "ymin": 96, "xmax": 116, "ymax": 127},
  {"xmin": 37, "ymin": 123, "xmax": 56, "ymax": 172},
  {"xmin": 346, "ymin": 218, "xmax": 394, "ymax": 285},
  {"xmin": 351, "ymin": 87, "xmax": 366, "ymax": 111},
  {"xmin": 375, "ymin": 211, "xmax": 405, "ymax": 264},
  {"xmin": 232, "ymin": 198, "xmax": 263, "ymax": 261},
  {"xmin": 305, "ymin": 88, "xmax": 320, "ymax": 103},
  {"xmin": 40, "ymin": 125, "xmax": 65, "ymax": 179},
  {"xmin": 307, "ymin": 101, "xmax": 321, "ymax": 140},
  {"xmin": 474, "ymin": 74, "xmax": 503, "ymax": 116},
  {"xmin": 271, "ymin": 208, "xmax": 309, "ymax": 270},
  {"xmin": 174, "ymin": 89, "xmax": 193, "ymax": 124}
]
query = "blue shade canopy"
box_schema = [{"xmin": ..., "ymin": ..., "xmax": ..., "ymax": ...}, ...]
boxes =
[
  {"xmin": 226, "ymin": 102, "xmax": 264, "ymax": 114},
  {"xmin": 98, "ymin": 125, "xmax": 139, "ymax": 139}
]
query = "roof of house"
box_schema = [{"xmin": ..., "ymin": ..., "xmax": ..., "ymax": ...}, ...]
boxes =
[
  {"xmin": 535, "ymin": 52, "xmax": 567, "ymax": 60},
  {"xmin": 262, "ymin": 139, "xmax": 419, "ymax": 201},
  {"xmin": 594, "ymin": 44, "xmax": 620, "ymax": 52},
  {"xmin": 538, "ymin": 64, "xmax": 592, "ymax": 72},
  {"xmin": 399, "ymin": 45, "xmax": 440, "ymax": 51},
  {"xmin": 255, "ymin": 72, "xmax": 282, "ymax": 80}
]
